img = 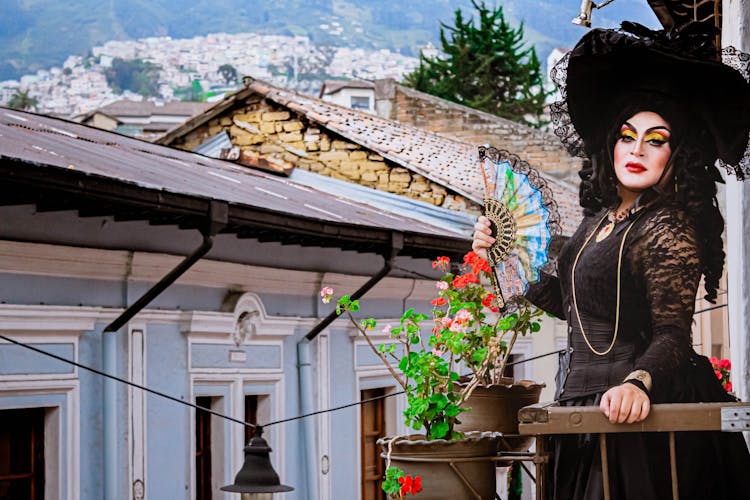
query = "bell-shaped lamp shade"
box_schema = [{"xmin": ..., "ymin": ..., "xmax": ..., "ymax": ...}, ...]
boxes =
[{"xmin": 221, "ymin": 428, "xmax": 294, "ymax": 494}]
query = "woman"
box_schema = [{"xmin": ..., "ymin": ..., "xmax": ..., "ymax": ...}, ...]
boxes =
[{"xmin": 473, "ymin": 23, "xmax": 750, "ymax": 500}]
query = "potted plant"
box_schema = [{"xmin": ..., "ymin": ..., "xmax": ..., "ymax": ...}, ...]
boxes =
[{"xmin": 322, "ymin": 251, "xmax": 545, "ymax": 498}]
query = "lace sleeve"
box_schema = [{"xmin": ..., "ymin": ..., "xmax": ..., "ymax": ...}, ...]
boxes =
[
  {"xmin": 524, "ymin": 270, "xmax": 565, "ymax": 319},
  {"xmin": 630, "ymin": 209, "xmax": 700, "ymax": 389}
]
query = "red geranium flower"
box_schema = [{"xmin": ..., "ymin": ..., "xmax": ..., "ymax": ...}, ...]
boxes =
[
  {"xmin": 398, "ymin": 474, "xmax": 423, "ymax": 495},
  {"xmin": 453, "ymin": 273, "xmax": 479, "ymax": 289},
  {"xmin": 430, "ymin": 297, "xmax": 447, "ymax": 307},
  {"xmin": 725, "ymin": 381, "xmax": 733, "ymax": 393},
  {"xmin": 715, "ymin": 369, "xmax": 723, "ymax": 380},
  {"xmin": 432, "ymin": 256, "xmax": 450, "ymax": 271},
  {"xmin": 412, "ymin": 475, "xmax": 423, "ymax": 494},
  {"xmin": 482, "ymin": 293, "xmax": 496, "ymax": 308}
]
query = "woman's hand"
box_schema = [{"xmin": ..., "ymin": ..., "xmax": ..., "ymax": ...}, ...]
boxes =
[
  {"xmin": 472, "ymin": 216, "xmax": 495, "ymax": 262},
  {"xmin": 599, "ymin": 384, "xmax": 651, "ymax": 423}
]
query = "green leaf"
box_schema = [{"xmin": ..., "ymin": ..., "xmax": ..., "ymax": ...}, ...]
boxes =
[
  {"xmin": 398, "ymin": 357, "xmax": 409, "ymax": 371},
  {"xmin": 429, "ymin": 421, "xmax": 449, "ymax": 439},
  {"xmin": 401, "ymin": 308, "xmax": 415, "ymax": 323},
  {"xmin": 472, "ymin": 346, "xmax": 488, "ymax": 364},
  {"xmin": 445, "ymin": 404, "xmax": 461, "ymax": 417}
]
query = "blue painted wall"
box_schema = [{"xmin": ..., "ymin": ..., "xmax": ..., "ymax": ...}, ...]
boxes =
[{"xmin": 146, "ymin": 322, "xmax": 191, "ymax": 499}]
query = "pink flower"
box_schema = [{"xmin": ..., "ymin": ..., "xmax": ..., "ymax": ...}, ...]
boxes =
[
  {"xmin": 435, "ymin": 280, "xmax": 449, "ymax": 291},
  {"xmin": 320, "ymin": 286, "xmax": 334, "ymax": 304},
  {"xmin": 449, "ymin": 319, "xmax": 468, "ymax": 333},
  {"xmin": 455, "ymin": 309, "xmax": 473, "ymax": 322},
  {"xmin": 718, "ymin": 358, "xmax": 731, "ymax": 370},
  {"xmin": 440, "ymin": 316, "xmax": 453, "ymax": 329},
  {"xmin": 432, "ymin": 347, "xmax": 444, "ymax": 357},
  {"xmin": 382, "ymin": 324, "xmax": 393, "ymax": 335}
]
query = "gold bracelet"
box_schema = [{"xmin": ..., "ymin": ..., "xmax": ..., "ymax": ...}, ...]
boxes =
[{"xmin": 624, "ymin": 370, "xmax": 652, "ymax": 392}]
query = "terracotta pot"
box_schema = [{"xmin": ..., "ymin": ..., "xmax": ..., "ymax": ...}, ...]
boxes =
[
  {"xmin": 455, "ymin": 379, "xmax": 544, "ymax": 452},
  {"xmin": 378, "ymin": 431, "xmax": 500, "ymax": 500}
]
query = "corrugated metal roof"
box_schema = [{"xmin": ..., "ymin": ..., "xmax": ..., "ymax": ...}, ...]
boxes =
[
  {"xmin": 0, "ymin": 107, "xmax": 470, "ymax": 257},
  {"xmin": 290, "ymin": 168, "xmax": 476, "ymax": 237},
  {"xmin": 158, "ymin": 78, "xmax": 582, "ymax": 236}
]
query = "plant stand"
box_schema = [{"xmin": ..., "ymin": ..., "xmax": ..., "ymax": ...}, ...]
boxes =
[{"xmin": 378, "ymin": 432, "xmax": 501, "ymax": 500}]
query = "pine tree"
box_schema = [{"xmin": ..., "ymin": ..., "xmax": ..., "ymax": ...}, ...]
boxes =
[{"xmin": 404, "ymin": 0, "xmax": 548, "ymax": 127}]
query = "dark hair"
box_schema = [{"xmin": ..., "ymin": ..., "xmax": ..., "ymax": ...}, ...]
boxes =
[{"xmin": 578, "ymin": 98, "xmax": 725, "ymax": 302}]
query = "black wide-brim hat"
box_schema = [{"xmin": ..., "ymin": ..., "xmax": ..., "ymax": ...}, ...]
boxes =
[{"xmin": 551, "ymin": 22, "xmax": 750, "ymax": 179}]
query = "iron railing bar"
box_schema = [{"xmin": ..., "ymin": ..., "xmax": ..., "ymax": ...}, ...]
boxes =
[{"xmin": 600, "ymin": 433, "xmax": 611, "ymax": 500}]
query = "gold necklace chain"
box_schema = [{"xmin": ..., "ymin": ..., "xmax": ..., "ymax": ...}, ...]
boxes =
[{"xmin": 571, "ymin": 211, "xmax": 645, "ymax": 356}]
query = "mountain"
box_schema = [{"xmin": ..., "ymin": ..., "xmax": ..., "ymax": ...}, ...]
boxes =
[{"xmin": 0, "ymin": 0, "xmax": 658, "ymax": 81}]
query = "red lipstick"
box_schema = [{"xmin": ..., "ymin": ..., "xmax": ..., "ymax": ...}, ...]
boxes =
[{"xmin": 625, "ymin": 162, "xmax": 646, "ymax": 173}]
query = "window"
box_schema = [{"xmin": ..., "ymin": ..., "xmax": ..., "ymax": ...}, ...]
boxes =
[
  {"xmin": 350, "ymin": 96, "xmax": 371, "ymax": 110},
  {"xmin": 0, "ymin": 408, "xmax": 45, "ymax": 500},
  {"xmin": 244, "ymin": 395, "xmax": 258, "ymax": 444},
  {"xmin": 360, "ymin": 388, "xmax": 386, "ymax": 500},
  {"xmin": 195, "ymin": 397, "xmax": 213, "ymax": 500}
]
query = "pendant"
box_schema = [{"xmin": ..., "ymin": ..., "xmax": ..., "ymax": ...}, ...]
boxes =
[{"xmin": 596, "ymin": 221, "xmax": 614, "ymax": 242}]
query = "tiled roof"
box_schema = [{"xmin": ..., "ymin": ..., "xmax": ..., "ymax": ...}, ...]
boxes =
[
  {"xmin": 159, "ymin": 78, "xmax": 582, "ymax": 236},
  {"xmin": 319, "ymin": 79, "xmax": 375, "ymax": 96},
  {"xmin": 97, "ymin": 99, "xmax": 210, "ymax": 118}
]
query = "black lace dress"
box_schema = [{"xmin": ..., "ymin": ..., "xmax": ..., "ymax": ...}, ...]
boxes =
[{"xmin": 526, "ymin": 200, "xmax": 750, "ymax": 500}]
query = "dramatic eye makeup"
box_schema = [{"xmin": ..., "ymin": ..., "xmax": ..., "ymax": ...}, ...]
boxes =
[
  {"xmin": 619, "ymin": 125, "xmax": 637, "ymax": 141},
  {"xmin": 618, "ymin": 123, "xmax": 671, "ymax": 145},
  {"xmin": 643, "ymin": 130, "xmax": 670, "ymax": 144}
]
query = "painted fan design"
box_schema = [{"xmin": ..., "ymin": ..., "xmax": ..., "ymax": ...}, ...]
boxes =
[{"xmin": 477, "ymin": 146, "xmax": 561, "ymax": 309}]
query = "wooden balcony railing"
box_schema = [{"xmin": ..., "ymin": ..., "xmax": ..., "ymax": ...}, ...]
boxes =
[{"xmin": 517, "ymin": 402, "xmax": 750, "ymax": 500}]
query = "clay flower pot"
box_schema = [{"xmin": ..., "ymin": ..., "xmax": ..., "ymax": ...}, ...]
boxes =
[
  {"xmin": 455, "ymin": 378, "xmax": 545, "ymax": 452},
  {"xmin": 378, "ymin": 431, "xmax": 501, "ymax": 500}
]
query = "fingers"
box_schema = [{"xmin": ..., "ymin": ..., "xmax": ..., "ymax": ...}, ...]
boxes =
[
  {"xmin": 600, "ymin": 385, "xmax": 651, "ymax": 424},
  {"xmin": 640, "ymin": 397, "xmax": 651, "ymax": 421},
  {"xmin": 472, "ymin": 217, "xmax": 495, "ymax": 261}
]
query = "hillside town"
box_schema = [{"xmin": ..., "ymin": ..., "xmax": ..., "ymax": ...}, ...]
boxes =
[{"xmin": 0, "ymin": 31, "xmax": 422, "ymax": 117}]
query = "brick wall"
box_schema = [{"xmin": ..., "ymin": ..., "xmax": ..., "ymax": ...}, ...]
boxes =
[
  {"xmin": 172, "ymin": 97, "xmax": 480, "ymax": 214},
  {"xmin": 379, "ymin": 81, "xmax": 582, "ymax": 178}
]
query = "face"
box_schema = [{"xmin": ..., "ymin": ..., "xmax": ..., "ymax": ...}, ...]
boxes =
[{"xmin": 613, "ymin": 111, "xmax": 672, "ymax": 199}]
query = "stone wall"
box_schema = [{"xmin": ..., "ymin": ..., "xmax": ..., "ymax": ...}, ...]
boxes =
[
  {"xmin": 173, "ymin": 97, "xmax": 480, "ymax": 213},
  {"xmin": 374, "ymin": 80, "xmax": 582, "ymax": 179}
]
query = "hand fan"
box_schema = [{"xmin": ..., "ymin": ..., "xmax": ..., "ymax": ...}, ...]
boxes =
[{"xmin": 477, "ymin": 146, "xmax": 561, "ymax": 310}]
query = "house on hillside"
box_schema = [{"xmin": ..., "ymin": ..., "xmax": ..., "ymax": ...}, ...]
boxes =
[
  {"xmin": 75, "ymin": 99, "xmax": 209, "ymax": 140},
  {"xmin": 0, "ymin": 107, "xmax": 493, "ymax": 500},
  {"xmin": 319, "ymin": 79, "xmax": 376, "ymax": 114}
]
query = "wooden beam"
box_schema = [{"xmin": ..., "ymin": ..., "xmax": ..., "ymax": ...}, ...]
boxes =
[{"xmin": 518, "ymin": 402, "xmax": 749, "ymax": 435}]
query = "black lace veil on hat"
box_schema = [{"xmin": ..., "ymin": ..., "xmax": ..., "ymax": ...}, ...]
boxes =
[{"xmin": 550, "ymin": 21, "xmax": 750, "ymax": 180}]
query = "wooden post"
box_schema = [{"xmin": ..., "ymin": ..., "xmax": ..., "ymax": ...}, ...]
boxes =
[
  {"xmin": 668, "ymin": 431, "xmax": 679, "ymax": 500},
  {"xmin": 599, "ymin": 433, "xmax": 611, "ymax": 500}
]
